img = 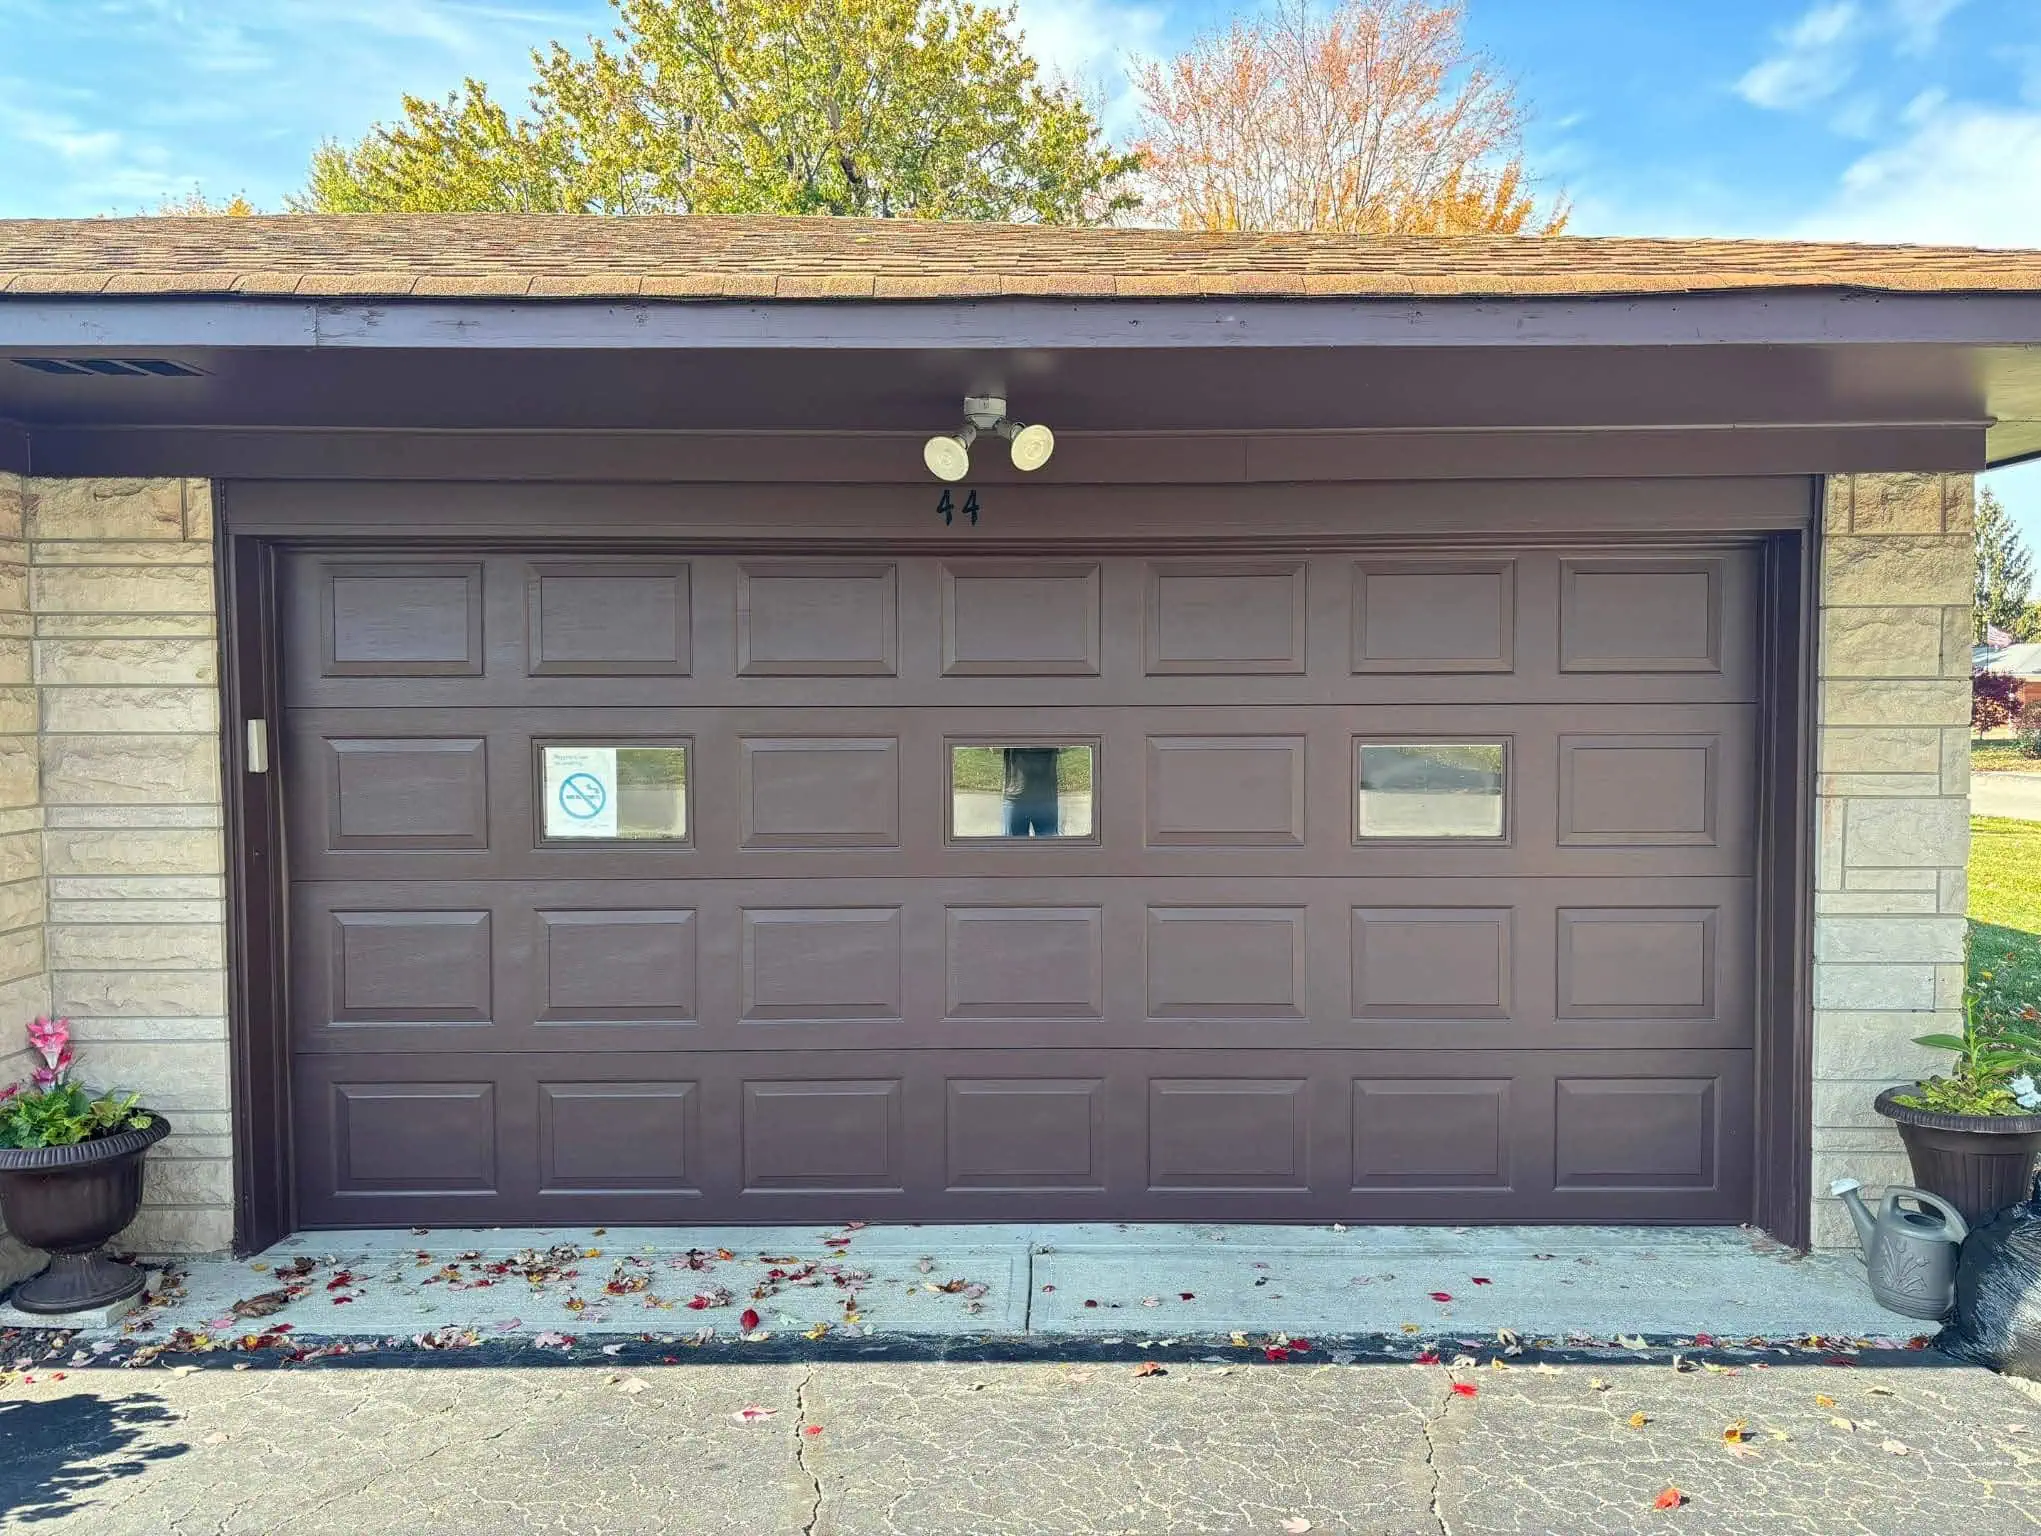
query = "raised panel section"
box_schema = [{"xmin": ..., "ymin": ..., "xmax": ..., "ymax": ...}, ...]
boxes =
[
  {"xmin": 1560, "ymin": 559, "xmax": 1722, "ymax": 672},
  {"xmin": 330, "ymin": 910, "xmax": 491, "ymax": 1025},
  {"xmin": 740, "ymin": 737, "xmax": 900, "ymax": 848},
  {"xmin": 1145, "ymin": 735, "xmax": 1305, "ymax": 847},
  {"xmin": 1555, "ymin": 1077, "xmax": 1719, "ymax": 1189},
  {"xmin": 326, "ymin": 737, "xmax": 489, "ymax": 851},
  {"xmin": 526, "ymin": 561, "xmax": 690, "ymax": 676},
  {"xmin": 942, "ymin": 561, "xmax": 1101, "ymax": 676},
  {"xmin": 1145, "ymin": 560, "xmax": 1306, "ymax": 675},
  {"xmin": 743, "ymin": 1079, "xmax": 903, "ymax": 1191},
  {"xmin": 737, "ymin": 562, "xmax": 897, "ymax": 676},
  {"xmin": 1146, "ymin": 907, "xmax": 1305, "ymax": 1020},
  {"xmin": 539, "ymin": 910, "xmax": 696, "ymax": 1023},
  {"xmin": 1148, "ymin": 1079, "xmax": 1308, "ymax": 1191},
  {"xmin": 1351, "ymin": 908, "xmax": 1512, "ymax": 1020},
  {"xmin": 323, "ymin": 562, "xmax": 483, "ymax": 677},
  {"xmin": 1353, "ymin": 561, "xmax": 1513, "ymax": 673},
  {"xmin": 1558, "ymin": 908, "xmax": 1716, "ymax": 1018},
  {"xmin": 945, "ymin": 907, "xmax": 1104, "ymax": 1020},
  {"xmin": 741, "ymin": 908, "xmax": 904, "ymax": 1022},
  {"xmin": 539, "ymin": 1082, "xmax": 698, "ymax": 1194},
  {"xmin": 1352, "ymin": 1080, "xmax": 1511, "ymax": 1190},
  {"xmin": 1559, "ymin": 734, "xmax": 1718, "ymax": 846},
  {"xmin": 333, "ymin": 1082, "xmax": 495, "ymax": 1192},
  {"xmin": 946, "ymin": 1079, "xmax": 1105, "ymax": 1191}
]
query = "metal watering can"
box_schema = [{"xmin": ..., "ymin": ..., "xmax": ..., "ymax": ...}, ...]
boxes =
[{"xmin": 1831, "ymin": 1177, "xmax": 1969, "ymax": 1320}]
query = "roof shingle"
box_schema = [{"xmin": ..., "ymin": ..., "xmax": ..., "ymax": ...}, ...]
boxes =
[{"xmin": 3, "ymin": 214, "xmax": 2040, "ymax": 302}]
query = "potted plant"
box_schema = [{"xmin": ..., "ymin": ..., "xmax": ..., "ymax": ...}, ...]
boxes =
[
  {"xmin": 0, "ymin": 1016, "xmax": 168, "ymax": 1314},
  {"xmin": 1874, "ymin": 965, "xmax": 2041, "ymax": 1226}
]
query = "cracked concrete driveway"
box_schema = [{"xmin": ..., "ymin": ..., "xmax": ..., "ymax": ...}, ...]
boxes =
[{"xmin": 2, "ymin": 1360, "xmax": 2037, "ymax": 1535}]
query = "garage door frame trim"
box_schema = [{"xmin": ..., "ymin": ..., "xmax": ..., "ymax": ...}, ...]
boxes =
[{"xmin": 216, "ymin": 504, "xmax": 1818, "ymax": 1255}]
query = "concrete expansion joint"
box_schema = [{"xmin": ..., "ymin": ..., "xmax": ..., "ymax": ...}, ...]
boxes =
[{"xmin": 795, "ymin": 1363, "xmax": 823, "ymax": 1536}]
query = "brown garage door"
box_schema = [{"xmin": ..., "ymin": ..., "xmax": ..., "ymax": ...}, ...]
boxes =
[{"xmin": 280, "ymin": 540, "xmax": 1760, "ymax": 1227}]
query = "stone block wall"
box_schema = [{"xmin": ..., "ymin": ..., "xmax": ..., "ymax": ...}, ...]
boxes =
[
  {"xmin": 24, "ymin": 478, "xmax": 228, "ymax": 1253},
  {"xmin": 0, "ymin": 471, "xmax": 47, "ymax": 1286},
  {"xmin": 1810, "ymin": 472, "xmax": 1975, "ymax": 1249}
]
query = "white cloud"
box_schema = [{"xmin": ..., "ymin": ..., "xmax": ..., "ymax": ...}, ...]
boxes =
[
  {"xmin": 1796, "ymin": 93, "xmax": 2041, "ymax": 246},
  {"xmin": 1888, "ymin": 0, "xmax": 1966, "ymax": 56},
  {"xmin": 1737, "ymin": 2, "xmax": 1864, "ymax": 110}
]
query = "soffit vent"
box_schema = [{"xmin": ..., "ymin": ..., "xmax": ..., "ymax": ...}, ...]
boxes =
[{"xmin": 12, "ymin": 357, "xmax": 207, "ymax": 378}]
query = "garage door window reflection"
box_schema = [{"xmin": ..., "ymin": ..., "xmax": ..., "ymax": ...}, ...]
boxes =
[
  {"xmin": 950, "ymin": 744, "xmax": 1096, "ymax": 840},
  {"xmin": 1356, "ymin": 741, "xmax": 1506, "ymax": 840},
  {"xmin": 540, "ymin": 743, "xmax": 688, "ymax": 840}
]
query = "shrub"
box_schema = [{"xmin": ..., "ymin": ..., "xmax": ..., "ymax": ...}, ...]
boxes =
[{"xmin": 1975, "ymin": 670, "xmax": 2024, "ymax": 732}]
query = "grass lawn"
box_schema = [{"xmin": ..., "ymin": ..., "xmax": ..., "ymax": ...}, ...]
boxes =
[
  {"xmin": 1968, "ymin": 816, "xmax": 2041, "ymax": 1015},
  {"xmin": 1972, "ymin": 738, "xmax": 2041, "ymax": 774}
]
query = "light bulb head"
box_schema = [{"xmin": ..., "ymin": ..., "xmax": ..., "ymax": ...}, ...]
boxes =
[
  {"xmin": 1007, "ymin": 421, "xmax": 1055, "ymax": 472},
  {"xmin": 923, "ymin": 431, "xmax": 973, "ymax": 482}
]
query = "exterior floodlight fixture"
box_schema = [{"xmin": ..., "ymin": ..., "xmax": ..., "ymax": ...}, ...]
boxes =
[{"xmin": 922, "ymin": 395, "xmax": 1054, "ymax": 480}]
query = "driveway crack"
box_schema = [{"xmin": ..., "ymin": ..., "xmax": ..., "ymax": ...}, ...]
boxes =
[
  {"xmin": 1418, "ymin": 1379, "xmax": 1453, "ymax": 1536},
  {"xmin": 795, "ymin": 1364, "xmax": 823, "ymax": 1536}
]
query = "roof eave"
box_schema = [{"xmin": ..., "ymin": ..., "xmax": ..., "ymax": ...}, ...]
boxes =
[{"xmin": 10, "ymin": 288, "xmax": 2041, "ymax": 352}]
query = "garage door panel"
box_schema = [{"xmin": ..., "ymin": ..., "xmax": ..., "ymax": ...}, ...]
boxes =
[
  {"xmin": 284, "ymin": 707, "xmax": 1756, "ymax": 883},
  {"xmin": 281, "ymin": 531, "xmax": 1768, "ymax": 1230},
  {"xmin": 290, "ymin": 1049, "xmax": 1753, "ymax": 1226},
  {"xmin": 282, "ymin": 548, "xmax": 1763, "ymax": 712},
  {"xmin": 525, "ymin": 559, "xmax": 692, "ymax": 677},
  {"xmin": 288, "ymin": 876, "xmax": 1752, "ymax": 1053}
]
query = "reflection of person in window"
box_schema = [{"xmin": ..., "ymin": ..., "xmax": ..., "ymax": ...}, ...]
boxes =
[{"xmin": 1002, "ymin": 747, "xmax": 1061, "ymax": 837}]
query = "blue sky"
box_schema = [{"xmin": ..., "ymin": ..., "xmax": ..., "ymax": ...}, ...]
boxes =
[{"xmin": 4, "ymin": 0, "xmax": 2041, "ymax": 523}]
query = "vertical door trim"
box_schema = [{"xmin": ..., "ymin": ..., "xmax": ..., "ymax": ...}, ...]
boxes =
[
  {"xmin": 1750, "ymin": 515, "xmax": 1817, "ymax": 1249},
  {"xmin": 221, "ymin": 514, "xmax": 293, "ymax": 1253}
]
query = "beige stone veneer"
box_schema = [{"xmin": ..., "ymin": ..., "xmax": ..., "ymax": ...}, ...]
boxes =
[
  {"xmin": 0, "ymin": 472, "xmax": 1982, "ymax": 1256},
  {"xmin": 1811, "ymin": 473, "xmax": 1976, "ymax": 1248},
  {"xmin": 0, "ymin": 475, "xmax": 227, "ymax": 1265}
]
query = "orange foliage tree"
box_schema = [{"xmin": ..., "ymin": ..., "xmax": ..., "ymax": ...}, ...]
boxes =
[{"xmin": 1131, "ymin": 0, "xmax": 1566, "ymax": 234}]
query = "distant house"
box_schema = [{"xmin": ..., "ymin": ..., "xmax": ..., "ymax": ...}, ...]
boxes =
[{"xmin": 1974, "ymin": 642, "xmax": 2041, "ymax": 709}]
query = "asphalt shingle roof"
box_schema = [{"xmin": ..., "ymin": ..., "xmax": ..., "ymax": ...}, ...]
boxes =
[{"xmin": 3, "ymin": 216, "xmax": 2041, "ymax": 302}]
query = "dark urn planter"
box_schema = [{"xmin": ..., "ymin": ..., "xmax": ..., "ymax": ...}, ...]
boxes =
[
  {"xmin": 0, "ymin": 1113, "xmax": 169, "ymax": 1314},
  {"xmin": 1876, "ymin": 1088, "xmax": 2041, "ymax": 1226}
]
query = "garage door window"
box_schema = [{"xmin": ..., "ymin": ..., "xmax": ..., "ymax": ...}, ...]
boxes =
[
  {"xmin": 950, "ymin": 743, "xmax": 1097, "ymax": 840},
  {"xmin": 1356, "ymin": 740, "xmax": 1507, "ymax": 840},
  {"xmin": 539, "ymin": 743, "xmax": 689, "ymax": 841}
]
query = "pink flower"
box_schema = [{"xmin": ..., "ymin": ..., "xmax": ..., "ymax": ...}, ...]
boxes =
[
  {"xmin": 30, "ymin": 1065, "xmax": 56, "ymax": 1090},
  {"xmin": 26, "ymin": 1016, "xmax": 70, "ymax": 1070},
  {"xmin": 0, "ymin": 1082, "xmax": 18, "ymax": 1103}
]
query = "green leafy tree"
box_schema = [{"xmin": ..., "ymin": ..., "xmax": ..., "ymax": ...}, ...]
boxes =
[
  {"xmin": 295, "ymin": 0, "xmax": 1139, "ymax": 223},
  {"xmin": 1976, "ymin": 485, "xmax": 2037, "ymax": 642}
]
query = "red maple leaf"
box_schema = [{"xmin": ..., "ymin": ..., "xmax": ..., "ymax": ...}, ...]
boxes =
[
  {"xmin": 740, "ymin": 1308, "xmax": 761, "ymax": 1331},
  {"xmin": 1653, "ymin": 1487, "xmax": 1686, "ymax": 1511},
  {"xmin": 1450, "ymin": 1382, "xmax": 1477, "ymax": 1398},
  {"xmin": 1429, "ymin": 1291, "xmax": 1453, "ymax": 1302},
  {"xmin": 1264, "ymin": 1346, "xmax": 1290, "ymax": 1362},
  {"xmin": 1470, "ymin": 1277, "xmax": 1492, "ymax": 1286},
  {"xmin": 1415, "ymin": 1351, "xmax": 1441, "ymax": 1365},
  {"xmin": 1289, "ymin": 1338, "xmax": 1311, "ymax": 1351},
  {"xmin": 1180, "ymin": 1292, "xmax": 1196, "ymax": 1301}
]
